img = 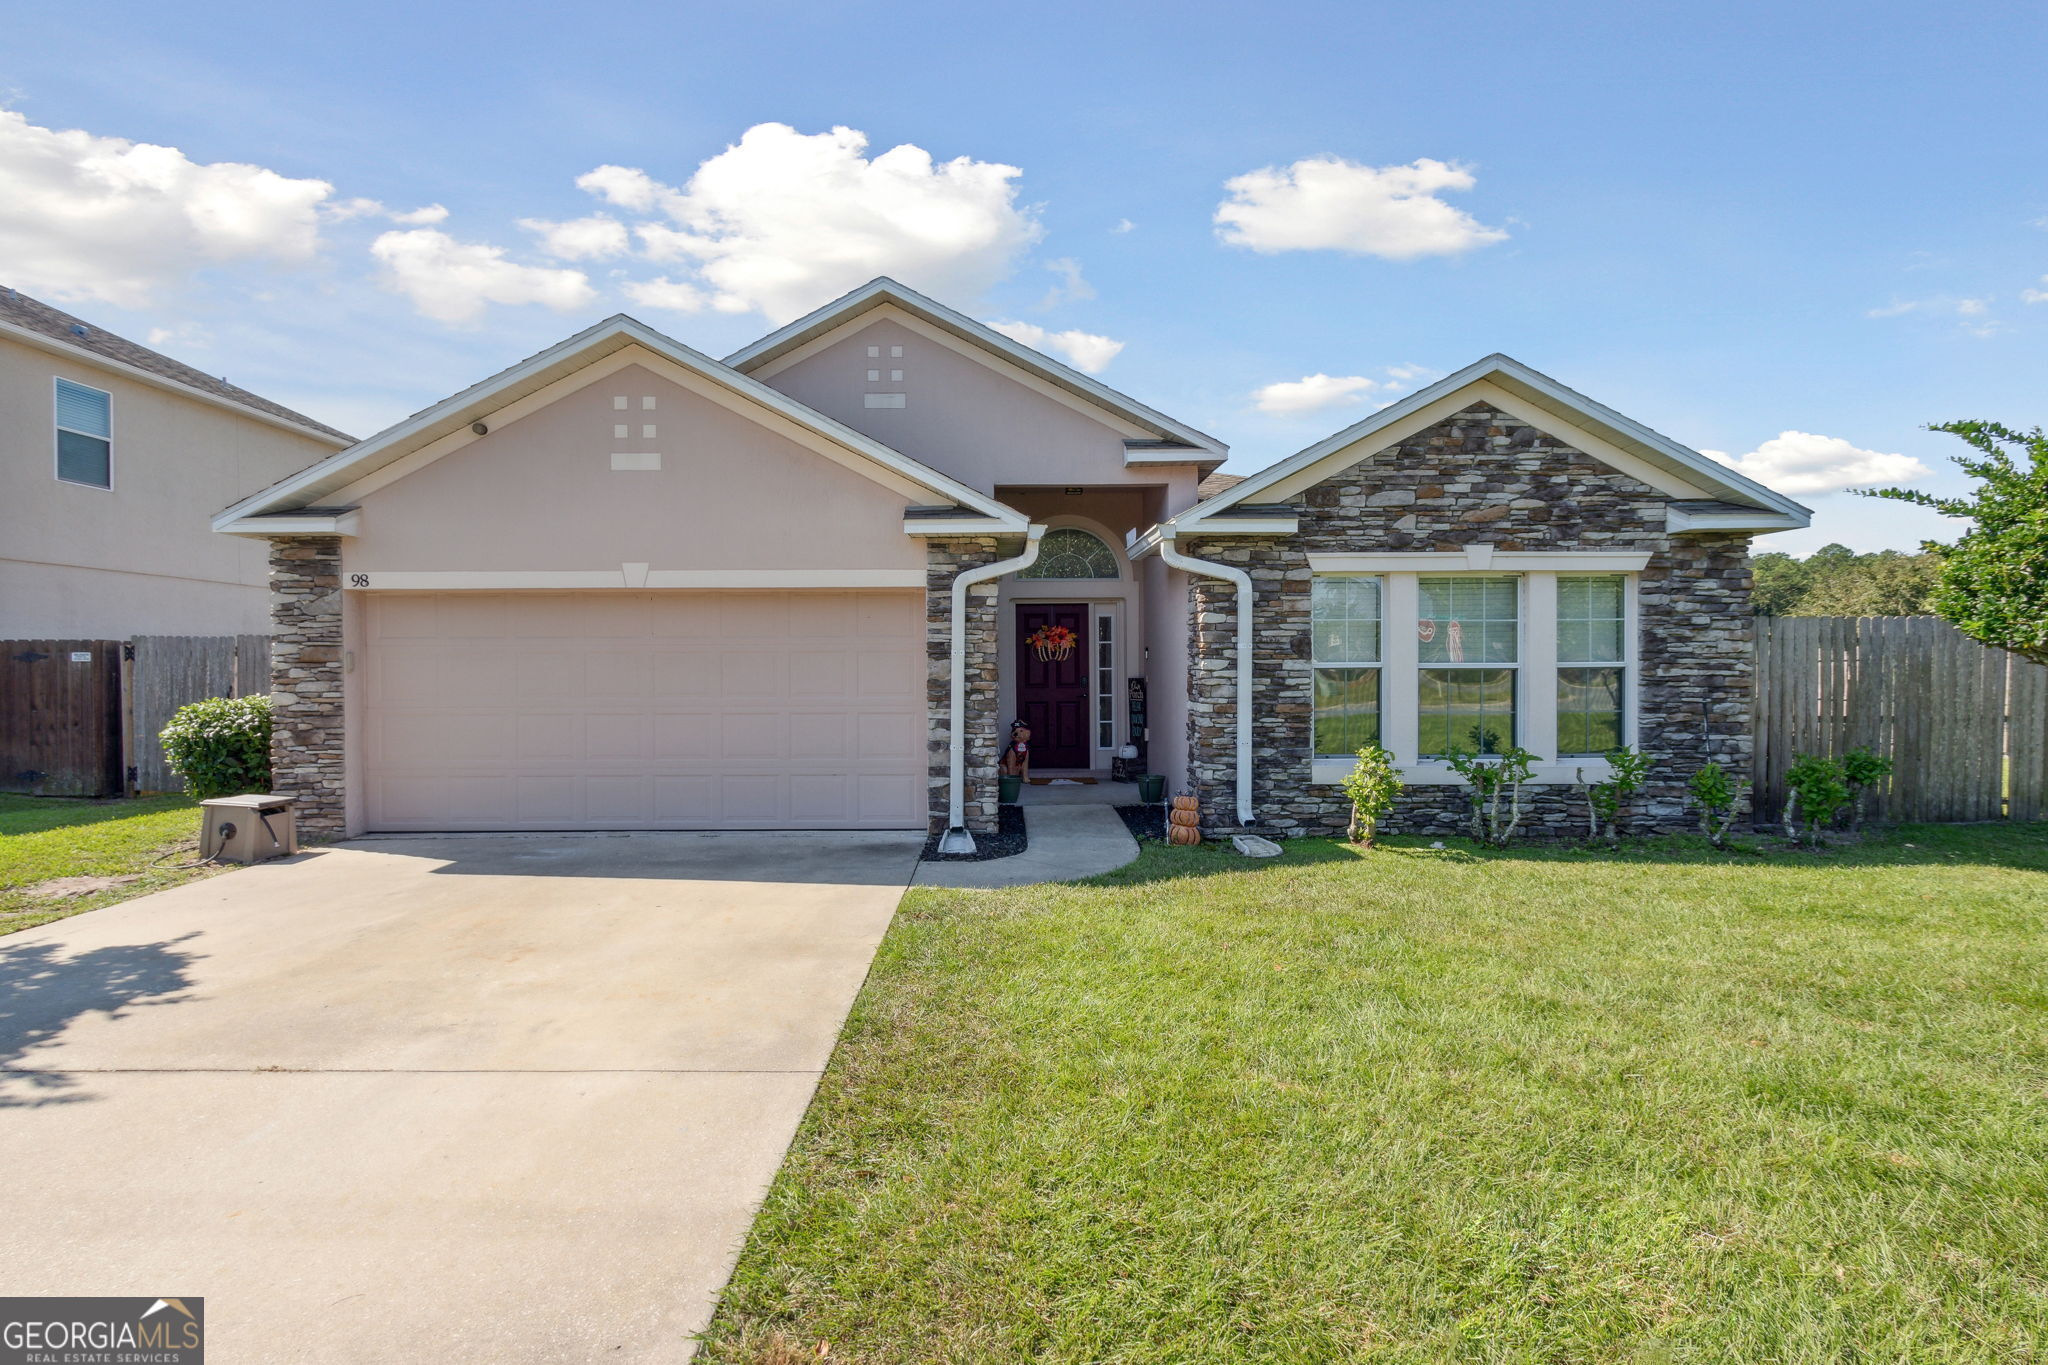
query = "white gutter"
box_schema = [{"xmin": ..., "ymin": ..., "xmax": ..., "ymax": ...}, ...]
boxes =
[
  {"xmin": 937, "ymin": 524, "xmax": 1047, "ymax": 854},
  {"xmin": 1156, "ymin": 531, "xmax": 1256, "ymax": 828}
]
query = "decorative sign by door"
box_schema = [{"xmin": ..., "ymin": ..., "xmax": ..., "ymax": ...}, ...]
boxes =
[{"xmin": 1025, "ymin": 624, "xmax": 1078, "ymax": 662}]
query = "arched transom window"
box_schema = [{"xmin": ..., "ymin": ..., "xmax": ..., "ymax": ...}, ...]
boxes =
[{"xmin": 1019, "ymin": 528, "xmax": 1120, "ymax": 579}]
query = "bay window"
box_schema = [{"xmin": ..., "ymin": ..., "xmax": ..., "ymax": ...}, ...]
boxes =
[{"xmin": 1311, "ymin": 575, "xmax": 1381, "ymax": 756}]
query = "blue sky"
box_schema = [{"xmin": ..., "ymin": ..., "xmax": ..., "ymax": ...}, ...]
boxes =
[{"xmin": 5, "ymin": 0, "xmax": 2044, "ymax": 553}]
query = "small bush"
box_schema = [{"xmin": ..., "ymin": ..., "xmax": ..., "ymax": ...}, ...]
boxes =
[
  {"xmin": 1841, "ymin": 745, "xmax": 1895, "ymax": 832},
  {"xmin": 1443, "ymin": 743, "xmax": 1537, "ymax": 847},
  {"xmin": 1579, "ymin": 745, "xmax": 1652, "ymax": 844},
  {"xmin": 1687, "ymin": 761, "xmax": 1744, "ymax": 848},
  {"xmin": 1339, "ymin": 744, "xmax": 1402, "ymax": 847},
  {"xmin": 1782, "ymin": 753, "xmax": 1850, "ymax": 845},
  {"xmin": 160, "ymin": 695, "xmax": 272, "ymax": 800}
]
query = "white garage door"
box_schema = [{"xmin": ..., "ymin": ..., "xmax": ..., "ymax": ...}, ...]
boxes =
[{"xmin": 361, "ymin": 590, "xmax": 926, "ymax": 831}]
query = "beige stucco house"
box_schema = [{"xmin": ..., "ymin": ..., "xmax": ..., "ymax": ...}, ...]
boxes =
[
  {"xmin": 217, "ymin": 278, "xmax": 1809, "ymax": 846},
  {"xmin": 1, "ymin": 288, "xmax": 353, "ymax": 638}
]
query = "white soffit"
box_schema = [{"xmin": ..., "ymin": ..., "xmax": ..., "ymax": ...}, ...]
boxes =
[
  {"xmin": 213, "ymin": 315, "xmax": 1026, "ymax": 532},
  {"xmin": 724, "ymin": 277, "xmax": 1228, "ymax": 458},
  {"xmin": 1181, "ymin": 354, "xmax": 1811, "ymax": 528}
]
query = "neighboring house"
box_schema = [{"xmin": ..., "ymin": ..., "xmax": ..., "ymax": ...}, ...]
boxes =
[
  {"xmin": 214, "ymin": 277, "xmax": 1808, "ymax": 843},
  {"xmin": 1, "ymin": 288, "xmax": 353, "ymax": 638}
]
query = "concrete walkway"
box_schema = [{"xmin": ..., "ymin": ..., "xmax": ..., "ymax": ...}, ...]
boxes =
[
  {"xmin": 915, "ymin": 782, "xmax": 1142, "ymax": 888},
  {"xmin": 0, "ymin": 830, "xmax": 920, "ymax": 1362}
]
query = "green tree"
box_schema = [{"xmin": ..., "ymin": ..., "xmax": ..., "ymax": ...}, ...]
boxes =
[
  {"xmin": 1751, "ymin": 544, "xmax": 1942, "ymax": 617},
  {"xmin": 1863, "ymin": 421, "xmax": 2048, "ymax": 665}
]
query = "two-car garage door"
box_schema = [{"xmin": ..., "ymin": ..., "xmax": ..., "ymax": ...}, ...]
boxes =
[{"xmin": 361, "ymin": 590, "xmax": 926, "ymax": 831}]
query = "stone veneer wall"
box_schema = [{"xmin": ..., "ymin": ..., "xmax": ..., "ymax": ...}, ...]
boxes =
[
  {"xmin": 925, "ymin": 537, "xmax": 1009, "ymax": 834},
  {"xmin": 267, "ymin": 536, "xmax": 347, "ymax": 840},
  {"xmin": 1183, "ymin": 405, "xmax": 1755, "ymax": 837}
]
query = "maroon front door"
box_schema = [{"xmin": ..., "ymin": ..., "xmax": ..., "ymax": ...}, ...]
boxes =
[{"xmin": 1015, "ymin": 603, "xmax": 1091, "ymax": 770}]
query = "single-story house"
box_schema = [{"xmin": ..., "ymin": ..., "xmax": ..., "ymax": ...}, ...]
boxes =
[{"xmin": 216, "ymin": 277, "xmax": 1808, "ymax": 844}]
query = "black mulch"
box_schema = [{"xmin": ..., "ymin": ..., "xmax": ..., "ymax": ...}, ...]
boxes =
[
  {"xmin": 1116, "ymin": 803, "xmax": 1166, "ymax": 843},
  {"xmin": 920, "ymin": 803, "xmax": 1028, "ymax": 862}
]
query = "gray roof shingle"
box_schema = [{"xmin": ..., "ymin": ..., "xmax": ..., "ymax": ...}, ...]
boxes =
[{"xmin": 0, "ymin": 286, "xmax": 353, "ymax": 442}]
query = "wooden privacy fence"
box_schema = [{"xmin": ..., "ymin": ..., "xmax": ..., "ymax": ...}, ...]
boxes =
[
  {"xmin": 128, "ymin": 634, "xmax": 270, "ymax": 793},
  {"xmin": 1754, "ymin": 616, "xmax": 2048, "ymax": 824},
  {"xmin": 0, "ymin": 634, "xmax": 269, "ymax": 797},
  {"xmin": 1, "ymin": 641, "xmax": 125, "ymax": 797}
]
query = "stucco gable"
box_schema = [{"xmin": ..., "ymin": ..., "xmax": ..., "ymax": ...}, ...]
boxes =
[{"xmin": 214, "ymin": 315, "xmax": 1022, "ymax": 533}]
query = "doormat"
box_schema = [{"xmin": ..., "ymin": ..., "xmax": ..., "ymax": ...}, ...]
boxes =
[{"xmin": 1027, "ymin": 777, "xmax": 1097, "ymax": 785}]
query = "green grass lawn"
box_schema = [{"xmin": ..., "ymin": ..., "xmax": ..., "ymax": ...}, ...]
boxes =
[
  {"xmin": 704, "ymin": 824, "xmax": 2048, "ymax": 1364},
  {"xmin": 0, "ymin": 793, "xmax": 220, "ymax": 935}
]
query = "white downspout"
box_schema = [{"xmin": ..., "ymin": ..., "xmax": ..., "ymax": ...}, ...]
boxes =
[
  {"xmin": 938, "ymin": 524, "xmax": 1046, "ymax": 854},
  {"xmin": 1158, "ymin": 532, "xmax": 1256, "ymax": 828}
]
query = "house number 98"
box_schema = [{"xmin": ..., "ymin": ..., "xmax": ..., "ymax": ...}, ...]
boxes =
[{"xmin": 349, "ymin": 573, "xmax": 370, "ymax": 587}]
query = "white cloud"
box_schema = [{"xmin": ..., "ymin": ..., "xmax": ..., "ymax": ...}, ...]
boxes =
[
  {"xmin": 1866, "ymin": 294, "xmax": 2000, "ymax": 334},
  {"xmin": 1112, "ymin": 218, "xmax": 1135, "ymax": 234},
  {"xmin": 1038, "ymin": 257, "xmax": 1094, "ymax": 308},
  {"xmin": 1253, "ymin": 373, "xmax": 1385, "ymax": 416},
  {"xmin": 2023, "ymin": 276, "xmax": 2048, "ymax": 304},
  {"xmin": 985, "ymin": 319, "xmax": 1124, "ymax": 373},
  {"xmin": 577, "ymin": 123, "xmax": 1041, "ymax": 322},
  {"xmin": 0, "ymin": 107, "xmax": 334, "ymax": 306},
  {"xmin": 1702, "ymin": 431, "xmax": 1931, "ymax": 495},
  {"xmin": 1251, "ymin": 364, "xmax": 1437, "ymax": 416},
  {"xmin": 370, "ymin": 228, "xmax": 595, "ymax": 325},
  {"xmin": 326, "ymin": 198, "xmax": 447, "ymax": 225},
  {"xmin": 145, "ymin": 322, "xmax": 211, "ymax": 352},
  {"xmin": 623, "ymin": 276, "xmax": 708, "ymax": 312},
  {"xmin": 1215, "ymin": 156, "xmax": 1507, "ymax": 259},
  {"xmin": 518, "ymin": 214, "xmax": 630, "ymax": 260}
]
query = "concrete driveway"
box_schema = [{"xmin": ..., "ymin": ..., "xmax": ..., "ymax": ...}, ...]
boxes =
[{"xmin": 0, "ymin": 830, "xmax": 920, "ymax": 1361}]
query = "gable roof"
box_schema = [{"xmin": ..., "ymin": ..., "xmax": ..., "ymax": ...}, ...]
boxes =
[
  {"xmin": 1176, "ymin": 353, "xmax": 1810, "ymax": 531},
  {"xmin": 213, "ymin": 314, "xmax": 1026, "ymax": 530},
  {"xmin": 1197, "ymin": 470, "xmax": 1247, "ymax": 500},
  {"xmin": 0, "ymin": 286, "xmax": 353, "ymax": 444},
  {"xmin": 723, "ymin": 277, "xmax": 1227, "ymax": 460}
]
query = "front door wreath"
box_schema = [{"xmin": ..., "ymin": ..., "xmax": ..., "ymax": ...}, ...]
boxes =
[{"xmin": 1025, "ymin": 623, "xmax": 1078, "ymax": 661}]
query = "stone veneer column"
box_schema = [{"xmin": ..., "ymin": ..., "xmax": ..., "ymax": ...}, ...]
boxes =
[
  {"xmin": 268, "ymin": 536, "xmax": 346, "ymax": 839},
  {"xmin": 925, "ymin": 537, "xmax": 1006, "ymax": 834}
]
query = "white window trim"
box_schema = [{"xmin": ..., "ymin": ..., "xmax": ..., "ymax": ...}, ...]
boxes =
[
  {"xmin": 1553, "ymin": 573, "xmax": 1637, "ymax": 760},
  {"xmin": 1309, "ymin": 566, "xmax": 1640, "ymax": 786},
  {"xmin": 1095, "ymin": 607, "xmax": 1118, "ymax": 752},
  {"xmin": 54, "ymin": 376, "xmax": 114, "ymax": 491}
]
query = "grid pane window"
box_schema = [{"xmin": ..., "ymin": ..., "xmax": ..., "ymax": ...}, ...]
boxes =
[
  {"xmin": 1556, "ymin": 575, "xmax": 1626, "ymax": 755},
  {"xmin": 55, "ymin": 379, "xmax": 111, "ymax": 488},
  {"xmin": 1557, "ymin": 668, "xmax": 1625, "ymax": 754},
  {"xmin": 1311, "ymin": 576, "xmax": 1381, "ymax": 757},
  {"xmin": 1419, "ymin": 667, "xmax": 1517, "ymax": 756},
  {"xmin": 1019, "ymin": 528, "xmax": 1119, "ymax": 579},
  {"xmin": 1096, "ymin": 614, "xmax": 1114, "ymax": 749},
  {"xmin": 1417, "ymin": 576, "xmax": 1518, "ymax": 663}
]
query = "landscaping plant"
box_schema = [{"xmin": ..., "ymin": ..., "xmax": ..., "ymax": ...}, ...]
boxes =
[
  {"xmin": 1687, "ymin": 760, "xmax": 1744, "ymax": 848},
  {"xmin": 1864, "ymin": 419, "xmax": 2048, "ymax": 666},
  {"xmin": 1442, "ymin": 743, "xmax": 1536, "ymax": 847},
  {"xmin": 1781, "ymin": 753, "xmax": 1850, "ymax": 846},
  {"xmin": 1338, "ymin": 743, "xmax": 1401, "ymax": 847},
  {"xmin": 159, "ymin": 694, "xmax": 272, "ymax": 800},
  {"xmin": 1578, "ymin": 744, "xmax": 1651, "ymax": 845},
  {"xmin": 1841, "ymin": 745, "xmax": 1895, "ymax": 832}
]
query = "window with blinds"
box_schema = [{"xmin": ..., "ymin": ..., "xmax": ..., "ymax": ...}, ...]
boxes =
[{"xmin": 55, "ymin": 378, "xmax": 111, "ymax": 488}]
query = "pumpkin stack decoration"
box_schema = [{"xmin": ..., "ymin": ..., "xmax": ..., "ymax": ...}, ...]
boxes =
[{"xmin": 1167, "ymin": 794, "xmax": 1202, "ymax": 846}]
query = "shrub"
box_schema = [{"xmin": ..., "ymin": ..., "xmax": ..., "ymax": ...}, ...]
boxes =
[
  {"xmin": 1782, "ymin": 753, "xmax": 1850, "ymax": 846},
  {"xmin": 1579, "ymin": 745, "xmax": 1651, "ymax": 844},
  {"xmin": 1841, "ymin": 745, "xmax": 1895, "ymax": 832},
  {"xmin": 1687, "ymin": 761, "xmax": 1744, "ymax": 849},
  {"xmin": 160, "ymin": 695, "xmax": 272, "ymax": 800},
  {"xmin": 1339, "ymin": 743, "xmax": 1402, "ymax": 847},
  {"xmin": 1443, "ymin": 743, "xmax": 1537, "ymax": 847}
]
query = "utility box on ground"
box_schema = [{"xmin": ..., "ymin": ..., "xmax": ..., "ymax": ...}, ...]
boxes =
[{"xmin": 200, "ymin": 793, "xmax": 298, "ymax": 863}]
